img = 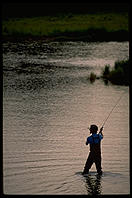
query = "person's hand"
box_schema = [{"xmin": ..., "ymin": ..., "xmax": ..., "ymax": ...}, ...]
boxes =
[{"xmin": 100, "ymin": 127, "xmax": 103, "ymax": 132}]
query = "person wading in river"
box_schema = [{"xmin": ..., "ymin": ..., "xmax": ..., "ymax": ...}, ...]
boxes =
[{"xmin": 82, "ymin": 125, "xmax": 103, "ymax": 175}]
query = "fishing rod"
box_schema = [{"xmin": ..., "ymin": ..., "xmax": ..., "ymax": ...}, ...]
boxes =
[{"xmin": 101, "ymin": 92, "xmax": 125, "ymax": 128}]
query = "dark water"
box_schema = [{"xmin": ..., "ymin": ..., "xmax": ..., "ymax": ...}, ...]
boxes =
[{"xmin": 3, "ymin": 41, "xmax": 129, "ymax": 194}]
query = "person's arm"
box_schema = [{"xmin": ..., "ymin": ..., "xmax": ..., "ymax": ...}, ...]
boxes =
[
  {"xmin": 86, "ymin": 137, "xmax": 89, "ymax": 145},
  {"xmin": 99, "ymin": 127, "xmax": 104, "ymax": 137}
]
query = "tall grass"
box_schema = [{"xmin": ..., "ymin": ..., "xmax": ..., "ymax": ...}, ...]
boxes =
[
  {"xmin": 102, "ymin": 59, "xmax": 129, "ymax": 85},
  {"xmin": 2, "ymin": 13, "xmax": 128, "ymax": 40}
]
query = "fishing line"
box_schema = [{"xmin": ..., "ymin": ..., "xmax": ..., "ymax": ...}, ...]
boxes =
[{"xmin": 101, "ymin": 92, "xmax": 125, "ymax": 128}]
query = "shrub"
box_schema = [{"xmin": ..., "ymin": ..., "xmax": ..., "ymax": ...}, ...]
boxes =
[
  {"xmin": 102, "ymin": 59, "xmax": 129, "ymax": 85},
  {"xmin": 89, "ymin": 72, "xmax": 96, "ymax": 83},
  {"xmin": 102, "ymin": 64, "xmax": 110, "ymax": 77},
  {"xmin": 109, "ymin": 67, "xmax": 124, "ymax": 85}
]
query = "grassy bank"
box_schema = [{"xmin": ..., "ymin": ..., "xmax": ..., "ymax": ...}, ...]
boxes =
[
  {"xmin": 2, "ymin": 12, "xmax": 128, "ymax": 42},
  {"xmin": 102, "ymin": 59, "xmax": 129, "ymax": 85},
  {"xmin": 88, "ymin": 59, "xmax": 129, "ymax": 86}
]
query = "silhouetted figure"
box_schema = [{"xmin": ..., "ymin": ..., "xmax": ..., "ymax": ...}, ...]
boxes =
[{"xmin": 83, "ymin": 125, "xmax": 103, "ymax": 175}]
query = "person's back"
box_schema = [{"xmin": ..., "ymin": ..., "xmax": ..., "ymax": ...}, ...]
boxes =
[
  {"xmin": 83, "ymin": 125, "xmax": 103, "ymax": 175},
  {"xmin": 87, "ymin": 133, "xmax": 103, "ymax": 155}
]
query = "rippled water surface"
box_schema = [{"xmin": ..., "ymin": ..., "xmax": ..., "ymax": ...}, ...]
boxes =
[{"xmin": 3, "ymin": 41, "xmax": 129, "ymax": 194}]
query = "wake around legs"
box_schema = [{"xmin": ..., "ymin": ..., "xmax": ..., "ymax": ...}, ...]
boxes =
[{"xmin": 83, "ymin": 125, "xmax": 103, "ymax": 175}]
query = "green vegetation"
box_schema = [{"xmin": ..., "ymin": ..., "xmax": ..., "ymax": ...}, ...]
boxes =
[
  {"xmin": 2, "ymin": 12, "xmax": 128, "ymax": 41},
  {"xmin": 88, "ymin": 59, "xmax": 129, "ymax": 86},
  {"xmin": 102, "ymin": 59, "xmax": 129, "ymax": 85},
  {"xmin": 89, "ymin": 72, "xmax": 97, "ymax": 83}
]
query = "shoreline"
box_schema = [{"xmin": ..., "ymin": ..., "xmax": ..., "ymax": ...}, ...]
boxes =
[{"xmin": 2, "ymin": 30, "xmax": 129, "ymax": 43}]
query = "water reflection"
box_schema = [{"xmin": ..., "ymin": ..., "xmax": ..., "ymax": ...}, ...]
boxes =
[{"xmin": 84, "ymin": 174, "xmax": 102, "ymax": 195}]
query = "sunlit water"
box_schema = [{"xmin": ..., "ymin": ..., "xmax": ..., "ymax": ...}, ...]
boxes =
[{"xmin": 3, "ymin": 41, "xmax": 129, "ymax": 194}]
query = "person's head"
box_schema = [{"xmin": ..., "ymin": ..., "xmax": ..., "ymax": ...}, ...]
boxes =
[{"xmin": 89, "ymin": 124, "xmax": 98, "ymax": 134}]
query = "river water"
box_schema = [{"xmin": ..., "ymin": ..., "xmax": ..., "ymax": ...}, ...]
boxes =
[{"xmin": 3, "ymin": 41, "xmax": 129, "ymax": 195}]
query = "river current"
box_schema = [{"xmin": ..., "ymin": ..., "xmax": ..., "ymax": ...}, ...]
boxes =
[{"xmin": 3, "ymin": 41, "xmax": 129, "ymax": 194}]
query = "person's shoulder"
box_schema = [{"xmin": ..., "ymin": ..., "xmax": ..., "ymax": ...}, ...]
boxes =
[
  {"xmin": 87, "ymin": 135, "xmax": 92, "ymax": 140},
  {"xmin": 87, "ymin": 135, "xmax": 93, "ymax": 143},
  {"xmin": 88, "ymin": 135, "xmax": 92, "ymax": 138}
]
